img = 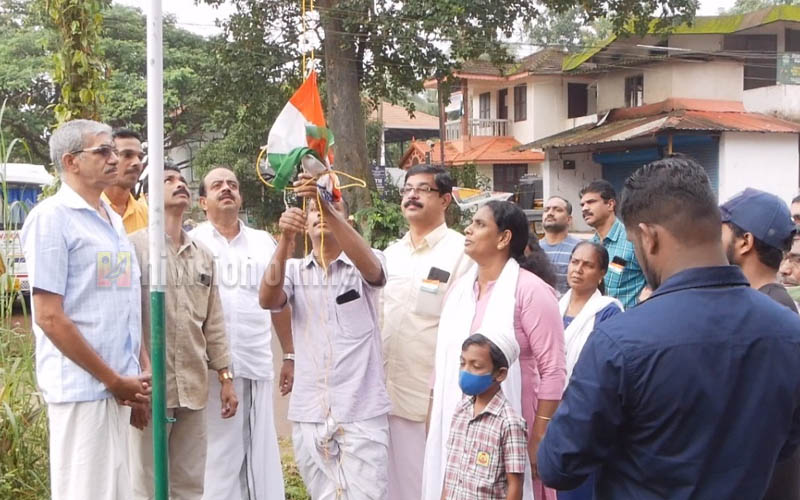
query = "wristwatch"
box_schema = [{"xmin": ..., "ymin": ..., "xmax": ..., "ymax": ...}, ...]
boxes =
[
  {"xmin": 283, "ymin": 353, "xmax": 296, "ymax": 362},
  {"xmin": 218, "ymin": 370, "xmax": 233, "ymax": 383}
]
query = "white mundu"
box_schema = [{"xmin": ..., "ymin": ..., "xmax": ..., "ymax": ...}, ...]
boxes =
[{"xmin": 191, "ymin": 221, "xmax": 284, "ymax": 500}]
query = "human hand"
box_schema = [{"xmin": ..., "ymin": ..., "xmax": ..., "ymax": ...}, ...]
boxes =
[
  {"xmin": 293, "ymin": 172, "xmax": 320, "ymax": 200},
  {"xmin": 279, "ymin": 359, "xmax": 294, "ymax": 396},
  {"xmin": 279, "ymin": 207, "xmax": 307, "ymax": 238},
  {"xmin": 109, "ymin": 373, "xmax": 151, "ymax": 410},
  {"xmin": 220, "ymin": 380, "xmax": 238, "ymax": 419},
  {"xmin": 130, "ymin": 406, "xmax": 150, "ymax": 430}
]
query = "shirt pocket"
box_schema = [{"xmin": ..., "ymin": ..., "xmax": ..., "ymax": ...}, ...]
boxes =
[{"xmin": 335, "ymin": 294, "xmax": 374, "ymax": 340}]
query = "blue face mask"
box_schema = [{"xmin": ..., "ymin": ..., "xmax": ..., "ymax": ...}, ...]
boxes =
[{"xmin": 459, "ymin": 370, "xmax": 495, "ymax": 396}]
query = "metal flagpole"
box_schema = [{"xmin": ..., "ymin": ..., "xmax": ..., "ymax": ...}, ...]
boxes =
[{"xmin": 146, "ymin": 0, "xmax": 168, "ymax": 498}]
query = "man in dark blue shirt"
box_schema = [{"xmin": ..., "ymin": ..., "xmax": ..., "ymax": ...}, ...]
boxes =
[{"xmin": 538, "ymin": 155, "xmax": 800, "ymax": 499}]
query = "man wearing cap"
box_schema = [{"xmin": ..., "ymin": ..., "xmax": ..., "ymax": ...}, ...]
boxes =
[
  {"xmin": 720, "ymin": 188, "xmax": 800, "ymax": 500},
  {"xmin": 721, "ymin": 188, "xmax": 798, "ymax": 313}
]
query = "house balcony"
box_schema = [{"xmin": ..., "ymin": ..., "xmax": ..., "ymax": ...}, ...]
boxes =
[{"xmin": 446, "ymin": 118, "xmax": 510, "ymax": 141}]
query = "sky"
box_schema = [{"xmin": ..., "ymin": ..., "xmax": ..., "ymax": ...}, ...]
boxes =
[{"xmin": 116, "ymin": 0, "xmax": 739, "ymax": 37}]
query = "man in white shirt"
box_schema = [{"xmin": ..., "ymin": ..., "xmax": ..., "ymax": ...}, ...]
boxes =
[
  {"xmin": 382, "ymin": 164, "xmax": 473, "ymax": 500},
  {"xmin": 21, "ymin": 119, "xmax": 150, "ymax": 500},
  {"xmin": 191, "ymin": 167, "xmax": 292, "ymax": 500}
]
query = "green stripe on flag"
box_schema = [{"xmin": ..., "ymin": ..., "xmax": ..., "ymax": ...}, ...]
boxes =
[{"xmin": 267, "ymin": 147, "xmax": 321, "ymax": 190}]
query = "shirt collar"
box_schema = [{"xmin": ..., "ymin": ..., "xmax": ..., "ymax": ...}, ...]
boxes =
[
  {"xmin": 302, "ymin": 250, "xmax": 352, "ymax": 269},
  {"xmin": 402, "ymin": 222, "xmax": 449, "ymax": 250},
  {"xmin": 649, "ymin": 266, "xmax": 750, "ymax": 300},
  {"xmin": 463, "ymin": 389, "xmax": 507, "ymax": 420},
  {"xmin": 167, "ymin": 229, "xmax": 197, "ymax": 255},
  {"xmin": 208, "ymin": 219, "xmax": 247, "ymax": 244},
  {"xmin": 602, "ymin": 217, "xmax": 624, "ymax": 243},
  {"xmin": 60, "ymin": 183, "xmax": 125, "ymax": 233}
]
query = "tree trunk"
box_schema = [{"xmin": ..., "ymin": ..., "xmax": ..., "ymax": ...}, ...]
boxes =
[{"xmin": 318, "ymin": 0, "xmax": 374, "ymax": 213}]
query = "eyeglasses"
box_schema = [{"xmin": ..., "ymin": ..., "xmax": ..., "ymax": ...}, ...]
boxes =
[
  {"xmin": 70, "ymin": 144, "xmax": 119, "ymax": 159},
  {"xmin": 401, "ymin": 185, "xmax": 440, "ymax": 196}
]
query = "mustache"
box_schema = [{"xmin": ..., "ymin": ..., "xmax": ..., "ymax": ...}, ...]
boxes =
[
  {"xmin": 173, "ymin": 187, "xmax": 190, "ymax": 197},
  {"xmin": 582, "ymin": 211, "xmax": 593, "ymax": 218},
  {"xmin": 218, "ymin": 191, "xmax": 234, "ymax": 201},
  {"xmin": 404, "ymin": 200, "xmax": 423, "ymax": 209}
]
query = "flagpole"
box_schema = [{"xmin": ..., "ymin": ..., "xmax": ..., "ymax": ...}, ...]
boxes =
[{"xmin": 146, "ymin": 0, "xmax": 168, "ymax": 498}]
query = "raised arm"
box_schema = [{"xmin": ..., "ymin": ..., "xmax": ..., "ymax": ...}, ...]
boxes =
[
  {"xmin": 293, "ymin": 173, "xmax": 384, "ymax": 286},
  {"xmin": 259, "ymin": 208, "xmax": 305, "ymax": 310}
]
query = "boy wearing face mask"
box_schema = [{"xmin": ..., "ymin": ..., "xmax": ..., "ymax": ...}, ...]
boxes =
[{"xmin": 440, "ymin": 333, "xmax": 527, "ymax": 500}]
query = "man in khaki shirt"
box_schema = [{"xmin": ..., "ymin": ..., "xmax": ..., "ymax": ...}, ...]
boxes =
[
  {"xmin": 101, "ymin": 128, "xmax": 148, "ymax": 234},
  {"xmin": 382, "ymin": 164, "xmax": 473, "ymax": 500},
  {"xmin": 128, "ymin": 165, "xmax": 237, "ymax": 499}
]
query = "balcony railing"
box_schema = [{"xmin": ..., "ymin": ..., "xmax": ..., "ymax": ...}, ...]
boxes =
[{"xmin": 445, "ymin": 118, "xmax": 509, "ymax": 141}]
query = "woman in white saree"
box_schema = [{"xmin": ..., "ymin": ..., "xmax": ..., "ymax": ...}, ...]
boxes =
[
  {"xmin": 557, "ymin": 241, "xmax": 623, "ymax": 500},
  {"xmin": 422, "ymin": 201, "xmax": 566, "ymax": 500}
]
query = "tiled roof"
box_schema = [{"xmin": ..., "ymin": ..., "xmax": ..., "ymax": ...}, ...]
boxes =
[
  {"xmin": 456, "ymin": 48, "xmax": 568, "ymax": 78},
  {"xmin": 519, "ymin": 98, "xmax": 800, "ymax": 150},
  {"xmin": 401, "ymin": 136, "xmax": 545, "ymax": 168},
  {"xmin": 369, "ymin": 102, "xmax": 439, "ymax": 130}
]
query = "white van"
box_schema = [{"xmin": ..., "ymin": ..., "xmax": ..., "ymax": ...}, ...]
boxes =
[{"xmin": 0, "ymin": 163, "xmax": 54, "ymax": 296}]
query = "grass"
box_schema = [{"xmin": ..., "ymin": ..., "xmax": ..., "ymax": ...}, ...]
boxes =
[
  {"xmin": 0, "ymin": 316, "xmax": 50, "ymax": 499},
  {"xmin": 281, "ymin": 438, "xmax": 311, "ymax": 500}
]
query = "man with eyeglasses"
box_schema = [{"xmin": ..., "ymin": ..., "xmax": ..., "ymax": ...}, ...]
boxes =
[
  {"xmin": 101, "ymin": 128, "xmax": 148, "ymax": 234},
  {"xmin": 791, "ymin": 195, "xmax": 800, "ymax": 225},
  {"xmin": 20, "ymin": 119, "xmax": 151, "ymax": 500},
  {"xmin": 381, "ymin": 164, "xmax": 473, "ymax": 500}
]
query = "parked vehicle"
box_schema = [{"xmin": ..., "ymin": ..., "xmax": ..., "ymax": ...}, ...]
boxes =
[{"xmin": 0, "ymin": 163, "xmax": 54, "ymax": 297}]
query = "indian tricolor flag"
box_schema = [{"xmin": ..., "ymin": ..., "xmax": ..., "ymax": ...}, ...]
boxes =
[{"xmin": 266, "ymin": 70, "xmax": 335, "ymax": 191}]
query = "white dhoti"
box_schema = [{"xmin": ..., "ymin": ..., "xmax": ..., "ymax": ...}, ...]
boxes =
[
  {"xmin": 292, "ymin": 414, "xmax": 389, "ymax": 500},
  {"xmin": 387, "ymin": 415, "xmax": 426, "ymax": 500},
  {"xmin": 48, "ymin": 398, "xmax": 132, "ymax": 500},
  {"xmin": 203, "ymin": 375, "xmax": 285, "ymax": 500},
  {"xmin": 129, "ymin": 406, "xmax": 208, "ymax": 500}
]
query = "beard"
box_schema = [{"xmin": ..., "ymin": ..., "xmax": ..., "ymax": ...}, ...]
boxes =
[
  {"xmin": 544, "ymin": 220, "xmax": 567, "ymax": 233},
  {"xmin": 724, "ymin": 239, "xmax": 739, "ymax": 267}
]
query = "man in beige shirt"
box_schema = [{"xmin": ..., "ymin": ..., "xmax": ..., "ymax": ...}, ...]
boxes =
[
  {"xmin": 382, "ymin": 164, "xmax": 473, "ymax": 500},
  {"xmin": 128, "ymin": 164, "xmax": 238, "ymax": 499},
  {"xmin": 101, "ymin": 128, "xmax": 148, "ymax": 234}
]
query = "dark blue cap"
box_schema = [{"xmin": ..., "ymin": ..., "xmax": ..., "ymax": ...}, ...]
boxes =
[{"xmin": 720, "ymin": 188, "xmax": 795, "ymax": 251}]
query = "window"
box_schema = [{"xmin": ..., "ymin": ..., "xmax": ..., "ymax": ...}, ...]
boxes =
[
  {"xmin": 513, "ymin": 85, "xmax": 527, "ymax": 121},
  {"xmin": 624, "ymin": 75, "xmax": 644, "ymax": 108},
  {"xmin": 787, "ymin": 29, "xmax": 800, "ymax": 53},
  {"xmin": 724, "ymin": 34, "xmax": 777, "ymax": 90},
  {"xmin": 492, "ymin": 164, "xmax": 528, "ymax": 194},
  {"xmin": 567, "ymin": 83, "xmax": 588, "ymax": 118},
  {"xmin": 498, "ymin": 89, "xmax": 508, "ymax": 119},
  {"xmin": 479, "ymin": 92, "xmax": 490, "ymax": 119}
]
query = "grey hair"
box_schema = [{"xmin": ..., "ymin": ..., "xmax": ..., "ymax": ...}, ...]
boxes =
[{"xmin": 49, "ymin": 119, "xmax": 112, "ymax": 175}]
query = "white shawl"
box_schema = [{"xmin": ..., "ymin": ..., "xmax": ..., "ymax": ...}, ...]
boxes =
[
  {"xmin": 559, "ymin": 289, "xmax": 623, "ymax": 385},
  {"xmin": 421, "ymin": 258, "xmax": 534, "ymax": 500}
]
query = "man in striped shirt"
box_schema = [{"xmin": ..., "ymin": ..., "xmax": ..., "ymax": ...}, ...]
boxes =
[{"xmin": 540, "ymin": 196, "xmax": 580, "ymax": 295}]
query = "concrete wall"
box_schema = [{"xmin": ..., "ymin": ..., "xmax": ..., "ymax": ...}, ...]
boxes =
[
  {"xmin": 596, "ymin": 60, "xmax": 744, "ymax": 111},
  {"xmin": 718, "ymin": 131, "xmax": 800, "ymax": 204},
  {"xmin": 744, "ymin": 84, "xmax": 800, "ymax": 122},
  {"xmin": 532, "ymin": 79, "xmax": 567, "ymax": 141},
  {"xmin": 542, "ymin": 151, "xmax": 603, "ymax": 232}
]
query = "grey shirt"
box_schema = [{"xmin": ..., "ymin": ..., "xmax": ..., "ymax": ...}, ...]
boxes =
[{"xmin": 277, "ymin": 250, "xmax": 391, "ymax": 423}]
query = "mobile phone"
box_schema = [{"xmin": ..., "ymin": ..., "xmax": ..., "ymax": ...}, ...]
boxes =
[
  {"xmin": 335, "ymin": 289, "xmax": 360, "ymax": 305},
  {"xmin": 427, "ymin": 267, "xmax": 451, "ymax": 284}
]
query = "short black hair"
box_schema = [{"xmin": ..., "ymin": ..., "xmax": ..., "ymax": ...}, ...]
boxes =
[
  {"xmin": 571, "ymin": 240, "xmax": 610, "ymax": 294},
  {"xmin": 142, "ymin": 161, "xmax": 179, "ymax": 195},
  {"xmin": 579, "ymin": 180, "xmax": 616, "ymax": 203},
  {"xmin": 305, "ymin": 196, "xmax": 350, "ymax": 219},
  {"xmin": 404, "ymin": 164, "xmax": 454, "ymax": 195},
  {"xmin": 523, "ymin": 234, "xmax": 557, "ymax": 288},
  {"xmin": 461, "ymin": 333, "xmax": 509, "ymax": 372},
  {"xmin": 620, "ymin": 154, "xmax": 721, "ymax": 243},
  {"xmin": 547, "ymin": 195, "xmax": 573, "ymax": 215},
  {"xmin": 112, "ymin": 128, "xmax": 142, "ymax": 142},
  {"xmin": 726, "ymin": 221, "xmax": 789, "ymax": 271},
  {"xmin": 792, "ymin": 194, "xmax": 800, "ymax": 205},
  {"xmin": 199, "ymin": 166, "xmax": 236, "ymax": 198}
]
